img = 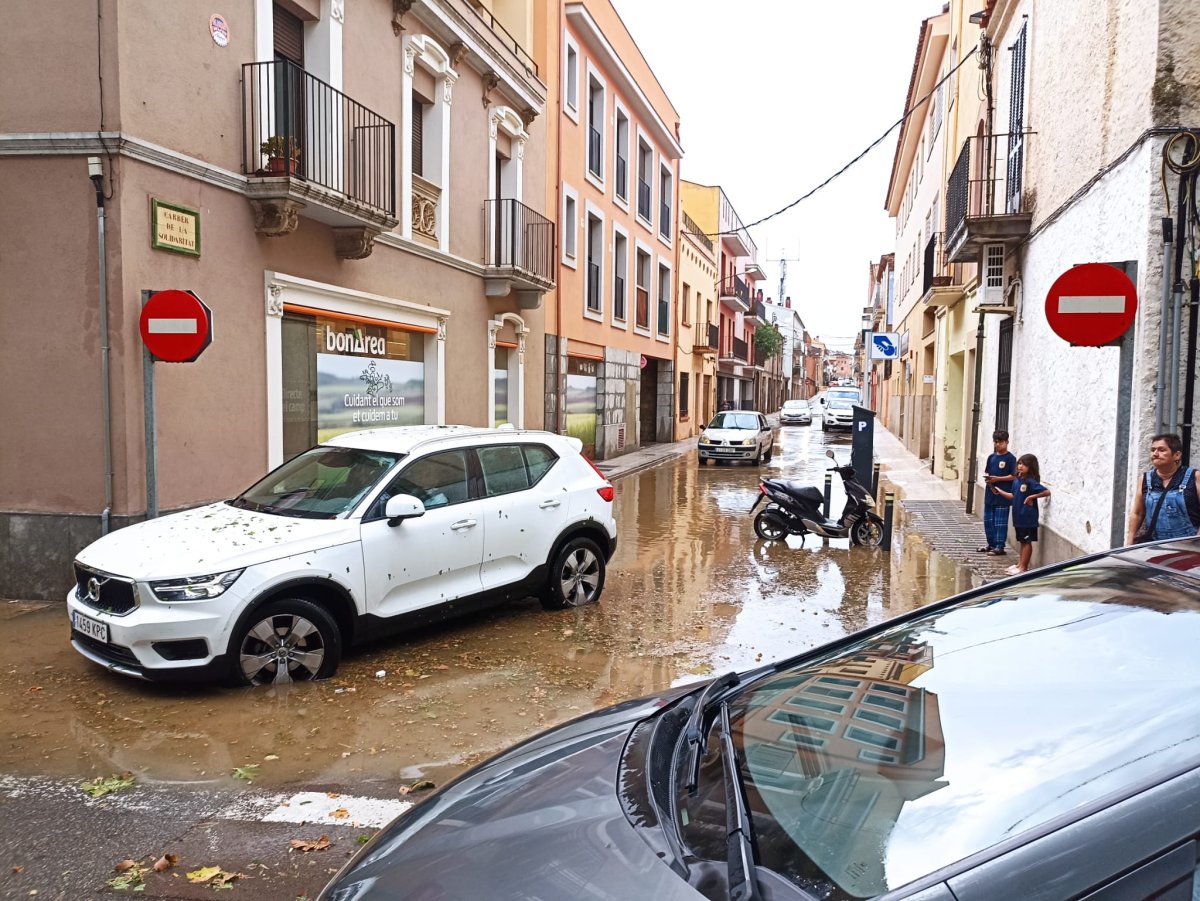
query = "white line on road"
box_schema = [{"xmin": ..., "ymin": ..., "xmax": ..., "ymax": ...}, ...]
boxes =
[
  {"xmin": 1058, "ymin": 295, "xmax": 1126, "ymax": 314},
  {"xmin": 0, "ymin": 775, "xmax": 412, "ymax": 829},
  {"xmin": 147, "ymin": 318, "xmax": 198, "ymax": 333}
]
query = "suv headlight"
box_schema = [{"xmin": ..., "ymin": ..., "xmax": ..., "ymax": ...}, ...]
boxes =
[{"xmin": 149, "ymin": 569, "xmax": 244, "ymax": 602}]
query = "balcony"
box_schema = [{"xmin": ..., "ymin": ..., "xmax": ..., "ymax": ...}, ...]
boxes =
[
  {"xmin": 920, "ymin": 231, "xmax": 970, "ymax": 308},
  {"xmin": 659, "ymin": 200, "xmax": 671, "ymax": 238},
  {"xmin": 588, "ymin": 126, "xmax": 602, "ymax": 178},
  {"xmin": 719, "ymin": 275, "xmax": 750, "ymax": 312},
  {"xmin": 944, "ymin": 132, "xmax": 1033, "ymax": 264},
  {"xmin": 484, "ymin": 198, "xmax": 556, "ymax": 307},
  {"xmin": 732, "ymin": 337, "xmax": 748, "ymax": 362},
  {"xmin": 615, "ymin": 154, "xmax": 627, "ymax": 200},
  {"xmin": 746, "ymin": 299, "xmax": 767, "ymax": 324},
  {"xmin": 586, "ymin": 259, "xmax": 601, "ymax": 313},
  {"xmin": 242, "ymin": 59, "xmax": 397, "ymax": 258},
  {"xmin": 693, "ymin": 322, "xmax": 719, "ymax": 354},
  {"xmin": 682, "ymin": 211, "xmax": 712, "ymax": 254}
]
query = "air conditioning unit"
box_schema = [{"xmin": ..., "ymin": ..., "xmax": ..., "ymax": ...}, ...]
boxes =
[{"xmin": 980, "ymin": 244, "xmax": 1006, "ymax": 305}]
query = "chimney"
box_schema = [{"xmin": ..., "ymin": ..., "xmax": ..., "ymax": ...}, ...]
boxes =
[{"xmin": 785, "ymin": 296, "xmax": 791, "ymax": 308}]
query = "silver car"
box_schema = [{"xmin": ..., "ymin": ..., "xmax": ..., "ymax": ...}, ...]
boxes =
[
  {"xmin": 698, "ymin": 411, "xmax": 775, "ymax": 464},
  {"xmin": 779, "ymin": 399, "xmax": 812, "ymax": 426}
]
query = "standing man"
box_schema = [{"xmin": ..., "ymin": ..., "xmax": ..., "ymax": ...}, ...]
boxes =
[
  {"xmin": 1126, "ymin": 433, "xmax": 1200, "ymax": 544},
  {"xmin": 979, "ymin": 430, "xmax": 1017, "ymax": 555}
]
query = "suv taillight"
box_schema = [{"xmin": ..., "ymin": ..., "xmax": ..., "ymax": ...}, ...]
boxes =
[{"xmin": 582, "ymin": 455, "xmax": 615, "ymax": 503}]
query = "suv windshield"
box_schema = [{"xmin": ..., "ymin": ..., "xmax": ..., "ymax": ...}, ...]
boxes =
[
  {"xmin": 676, "ymin": 558, "xmax": 1200, "ymax": 898},
  {"xmin": 229, "ymin": 446, "xmax": 402, "ymax": 519},
  {"xmin": 708, "ymin": 413, "xmax": 760, "ymax": 430}
]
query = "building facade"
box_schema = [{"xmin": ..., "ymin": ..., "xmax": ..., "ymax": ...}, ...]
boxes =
[
  {"xmin": 537, "ymin": 0, "xmax": 683, "ymax": 459},
  {"xmin": 675, "ymin": 208, "xmax": 719, "ymax": 438},
  {"xmin": 0, "ymin": 0, "xmax": 554, "ymax": 599}
]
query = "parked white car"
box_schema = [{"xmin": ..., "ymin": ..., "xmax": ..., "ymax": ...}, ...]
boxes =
[
  {"xmin": 67, "ymin": 426, "xmax": 617, "ymax": 685},
  {"xmin": 697, "ymin": 411, "xmax": 775, "ymax": 464},
  {"xmin": 779, "ymin": 399, "xmax": 812, "ymax": 426}
]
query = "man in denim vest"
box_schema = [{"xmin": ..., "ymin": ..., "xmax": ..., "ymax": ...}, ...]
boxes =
[{"xmin": 1126, "ymin": 433, "xmax": 1200, "ymax": 544}]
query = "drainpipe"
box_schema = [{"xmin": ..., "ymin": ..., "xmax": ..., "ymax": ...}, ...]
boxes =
[
  {"xmin": 89, "ymin": 156, "xmax": 114, "ymax": 535},
  {"xmin": 1157, "ymin": 218, "xmax": 1174, "ymax": 433},
  {"xmin": 964, "ymin": 311, "xmax": 986, "ymax": 516},
  {"xmin": 553, "ymin": 0, "xmax": 565, "ymax": 436}
]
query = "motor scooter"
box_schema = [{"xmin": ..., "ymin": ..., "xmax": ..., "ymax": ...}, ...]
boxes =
[{"xmin": 748, "ymin": 449, "xmax": 884, "ymax": 546}]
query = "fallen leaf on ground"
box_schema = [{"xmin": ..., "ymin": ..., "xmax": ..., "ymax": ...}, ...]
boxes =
[
  {"xmin": 114, "ymin": 859, "xmax": 137, "ymax": 873},
  {"xmin": 107, "ymin": 859, "xmax": 148, "ymax": 891},
  {"xmin": 289, "ymin": 836, "xmax": 331, "ymax": 852},
  {"xmin": 187, "ymin": 866, "xmax": 222, "ymax": 884},
  {"xmin": 232, "ymin": 764, "xmax": 259, "ymax": 782},
  {"xmin": 154, "ymin": 853, "xmax": 178, "ymax": 872},
  {"xmin": 11, "ymin": 866, "xmax": 23, "ymax": 874},
  {"xmin": 81, "ymin": 773, "xmax": 136, "ymax": 798},
  {"xmin": 264, "ymin": 754, "xmax": 279, "ymax": 761},
  {"xmin": 329, "ymin": 808, "xmax": 349, "ymax": 819}
]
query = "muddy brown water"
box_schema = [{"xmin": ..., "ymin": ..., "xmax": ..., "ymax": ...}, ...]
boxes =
[{"xmin": 0, "ymin": 425, "xmax": 977, "ymax": 792}]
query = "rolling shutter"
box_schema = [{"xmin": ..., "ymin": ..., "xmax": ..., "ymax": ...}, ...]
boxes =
[{"xmin": 273, "ymin": 5, "xmax": 305, "ymax": 65}]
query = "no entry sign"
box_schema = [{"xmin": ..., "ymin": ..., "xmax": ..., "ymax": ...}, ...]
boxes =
[
  {"xmin": 139, "ymin": 290, "xmax": 213, "ymax": 362},
  {"xmin": 1045, "ymin": 263, "xmax": 1137, "ymax": 347}
]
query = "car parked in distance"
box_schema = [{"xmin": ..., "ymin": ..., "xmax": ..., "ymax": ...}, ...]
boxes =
[
  {"xmin": 819, "ymin": 387, "xmax": 862, "ymax": 432},
  {"xmin": 320, "ymin": 540, "xmax": 1200, "ymax": 901},
  {"xmin": 697, "ymin": 411, "xmax": 775, "ymax": 465},
  {"xmin": 779, "ymin": 399, "xmax": 812, "ymax": 426},
  {"xmin": 67, "ymin": 426, "xmax": 617, "ymax": 685}
]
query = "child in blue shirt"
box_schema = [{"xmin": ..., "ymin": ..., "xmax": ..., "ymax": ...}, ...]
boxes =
[
  {"xmin": 979, "ymin": 430, "xmax": 1017, "ymax": 555},
  {"xmin": 993, "ymin": 454, "xmax": 1050, "ymax": 575}
]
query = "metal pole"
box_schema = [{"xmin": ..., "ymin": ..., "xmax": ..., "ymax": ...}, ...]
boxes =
[
  {"xmin": 881, "ymin": 490, "xmax": 895, "ymax": 550},
  {"xmin": 1110, "ymin": 264, "xmax": 1137, "ymax": 548},
  {"xmin": 1169, "ymin": 162, "xmax": 1189, "ymax": 433},
  {"xmin": 142, "ymin": 293, "xmax": 158, "ymax": 520},
  {"xmin": 964, "ymin": 313, "xmax": 987, "ymax": 515},
  {"xmin": 872, "ymin": 462, "xmax": 881, "ymax": 500},
  {"xmin": 1183, "ymin": 277, "xmax": 1199, "ymax": 464},
  {"xmin": 822, "ymin": 472, "xmax": 832, "ymax": 519},
  {"xmin": 1157, "ymin": 218, "xmax": 1174, "ymax": 433},
  {"xmin": 89, "ymin": 159, "xmax": 114, "ymax": 536}
]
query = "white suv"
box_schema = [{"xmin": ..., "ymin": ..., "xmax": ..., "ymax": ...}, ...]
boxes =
[{"xmin": 67, "ymin": 426, "xmax": 617, "ymax": 685}]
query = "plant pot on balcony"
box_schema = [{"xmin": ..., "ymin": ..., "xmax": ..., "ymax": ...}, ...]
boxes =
[{"xmin": 265, "ymin": 155, "xmax": 299, "ymax": 176}]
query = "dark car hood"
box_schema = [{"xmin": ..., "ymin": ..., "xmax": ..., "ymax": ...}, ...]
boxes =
[{"xmin": 321, "ymin": 688, "xmax": 701, "ymax": 901}]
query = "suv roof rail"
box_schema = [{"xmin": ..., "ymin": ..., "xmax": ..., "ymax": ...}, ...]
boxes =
[{"xmin": 403, "ymin": 425, "xmax": 560, "ymax": 456}]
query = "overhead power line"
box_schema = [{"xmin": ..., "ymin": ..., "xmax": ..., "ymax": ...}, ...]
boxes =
[{"xmin": 687, "ymin": 45, "xmax": 979, "ymax": 239}]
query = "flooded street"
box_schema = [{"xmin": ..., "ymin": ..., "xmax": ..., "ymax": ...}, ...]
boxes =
[{"xmin": 0, "ymin": 425, "xmax": 978, "ymax": 793}]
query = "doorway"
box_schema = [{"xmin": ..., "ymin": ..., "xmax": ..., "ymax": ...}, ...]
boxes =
[{"xmin": 639, "ymin": 357, "xmax": 659, "ymax": 445}]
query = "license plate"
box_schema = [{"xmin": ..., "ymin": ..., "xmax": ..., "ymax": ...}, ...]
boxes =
[{"xmin": 73, "ymin": 610, "xmax": 109, "ymax": 643}]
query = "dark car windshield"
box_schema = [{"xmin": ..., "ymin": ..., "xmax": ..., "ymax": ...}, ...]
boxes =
[
  {"xmin": 708, "ymin": 413, "xmax": 760, "ymax": 430},
  {"xmin": 677, "ymin": 554, "xmax": 1200, "ymax": 899},
  {"xmin": 229, "ymin": 446, "xmax": 402, "ymax": 519}
]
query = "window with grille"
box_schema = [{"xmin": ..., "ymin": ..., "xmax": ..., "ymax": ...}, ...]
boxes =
[{"xmin": 680, "ymin": 372, "xmax": 690, "ymax": 415}]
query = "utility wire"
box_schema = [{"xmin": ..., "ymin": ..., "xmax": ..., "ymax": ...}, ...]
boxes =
[{"xmin": 687, "ymin": 45, "xmax": 979, "ymax": 240}]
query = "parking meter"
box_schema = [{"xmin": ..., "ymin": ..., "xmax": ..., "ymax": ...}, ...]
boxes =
[{"xmin": 851, "ymin": 405, "xmax": 875, "ymax": 493}]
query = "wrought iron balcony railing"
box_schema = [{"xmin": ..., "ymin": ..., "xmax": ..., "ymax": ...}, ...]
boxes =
[
  {"xmin": 921, "ymin": 231, "xmax": 967, "ymax": 298},
  {"xmin": 484, "ymin": 198, "xmax": 556, "ymax": 288},
  {"xmin": 588, "ymin": 126, "xmax": 602, "ymax": 178},
  {"xmin": 720, "ymin": 275, "xmax": 750, "ymax": 306},
  {"xmin": 615, "ymin": 154, "xmax": 627, "ymax": 200},
  {"xmin": 614, "ymin": 274, "xmax": 626, "ymax": 320},
  {"xmin": 637, "ymin": 180, "xmax": 651, "ymax": 220},
  {"xmin": 733, "ymin": 336, "xmax": 748, "ymax": 362},
  {"xmin": 242, "ymin": 59, "xmax": 395, "ymax": 216},
  {"xmin": 682, "ymin": 211, "xmax": 712, "ymax": 253},
  {"xmin": 659, "ymin": 200, "xmax": 671, "ymax": 238},
  {"xmin": 587, "ymin": 259, "xmax": 601, "ymax": 312},
  {"xmin": 944, "ymin": 131, "xmax": 1033, "ymax": 261},
  {"xmin": 693, "ymin": 322, "xmax": 719, "ymax": 353}
]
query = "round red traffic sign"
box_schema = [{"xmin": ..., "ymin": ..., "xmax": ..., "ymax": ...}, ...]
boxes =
[
  {"xmin": 1045, "ymin": 263, "xmax": 1137, "ymax": 347},
  {"xmin": 139, "ymin": 290, "xmax": 213, "ymax": 362}
]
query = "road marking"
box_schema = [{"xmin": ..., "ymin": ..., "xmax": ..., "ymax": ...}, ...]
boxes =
[
  {"xmin": 147, "ymin": 318, "xmax": 198, "ymax": 333},
  {"xmin": 1058, "ymin": 295, "xmax": 1125, "ymax": 314},
  {"xmin": 0, "ymin": 775, "xmax": 412, "ymax": 829}
]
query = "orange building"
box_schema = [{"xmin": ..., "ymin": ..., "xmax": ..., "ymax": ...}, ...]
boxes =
[{"xmin": 535, "ymin": 0, "xmax": 683, "ymax": 459}]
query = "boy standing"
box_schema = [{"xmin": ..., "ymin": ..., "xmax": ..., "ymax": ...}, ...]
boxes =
[{"xmin": 979, "ymin": 430, "xmax": 1017, "ymax": 556}]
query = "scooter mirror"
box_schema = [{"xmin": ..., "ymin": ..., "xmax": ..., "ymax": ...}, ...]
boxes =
[{"xmin": 825, "ymin": 449, "xmax": 835, "ymax": 459}]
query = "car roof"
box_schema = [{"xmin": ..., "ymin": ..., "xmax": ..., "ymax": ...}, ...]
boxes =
[
  {"xmin": 738, "ymin": 539, "xmax": 1200, "ymax": 896},
  {"xmin": 323, "ymin": 425, "xmax": 574, "ymax": 455}
]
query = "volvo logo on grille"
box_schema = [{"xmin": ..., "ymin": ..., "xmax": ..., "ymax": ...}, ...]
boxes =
[{"xmin": 83, "ymin": 575, "xmax": 107, "ymax": 604}]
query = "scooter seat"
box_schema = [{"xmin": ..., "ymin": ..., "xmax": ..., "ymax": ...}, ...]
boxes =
[{"xmin": 780, "ymin": 482, "xmax": 823, "ymax": 504}]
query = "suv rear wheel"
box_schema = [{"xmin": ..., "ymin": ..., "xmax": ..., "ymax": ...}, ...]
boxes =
[
  {"xmin": 229, "ymin": 597, "xmax": 342, "ymax": 685},
  {"xmin": 541, "ymin": 537, "xmax": 606, "ymax": 610}
]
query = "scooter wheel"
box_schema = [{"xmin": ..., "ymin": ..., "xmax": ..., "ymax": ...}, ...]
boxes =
[
  {"xmin": 852, "ymin": 518, "xmax": 884, "ymax": 548},
  {"xmin": 754, "ymin": 510, "xmax": 788, "ymax": 541}
]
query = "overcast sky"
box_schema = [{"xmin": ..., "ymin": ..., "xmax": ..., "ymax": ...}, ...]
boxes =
[{"xmin": 609, "ymin": 0, "xmax": 944, "ymax": 351}]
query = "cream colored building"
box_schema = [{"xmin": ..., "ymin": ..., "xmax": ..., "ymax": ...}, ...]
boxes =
[{"xmin": 675, "ymin": 208, "xmax": 719, "ymax": 438}]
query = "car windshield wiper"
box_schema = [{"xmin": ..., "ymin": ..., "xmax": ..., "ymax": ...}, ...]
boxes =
[
  {"xmin": 718, "ymin": 703, "xmax": 761, "ymax": 901},
  {"xmin": 683, "ymin": 671, "xmax": 740, "ymax": 793}
]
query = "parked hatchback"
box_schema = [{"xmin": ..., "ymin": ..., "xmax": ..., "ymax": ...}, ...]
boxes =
[
  {"xmin": 67, "ymin": 426, "xmax": 617, "ymax": 685},
  {"xmin": 779, "ymin": 399, "xmax": 812, "ymax": 426},
  {"xmin": 698, "ymin": 411, "xmax": 775, "ymax": 465},
  {"xmin": 320, "ymin": 540, "xmax": 1200, "ymax": 901}
]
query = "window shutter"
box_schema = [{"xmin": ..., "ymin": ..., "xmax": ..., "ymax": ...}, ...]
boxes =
[
  {"xmin": 411, "ymin": 96, "xmax": 424, "ymax": 178},
  {"xmin": 273, "ymin": 5, "xmax": 305, "ymax": 65},
  {"xmin": 1006, "ymin": 21, "xmax": 1028, "ymax": 213}
]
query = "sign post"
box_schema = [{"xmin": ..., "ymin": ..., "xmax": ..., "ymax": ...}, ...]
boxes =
[
  {"xmin": 1045, "ymin": 263, "xmax": 1138, "ymax": 346},
  {"xmin": 139, "ymin": 290, "xmax": 213, "ymax": 518}
]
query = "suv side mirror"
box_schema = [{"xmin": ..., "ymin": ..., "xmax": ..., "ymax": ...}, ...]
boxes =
[{"xmin": 385, "ymin": 494, "xmax": 426, "ymax": 527}]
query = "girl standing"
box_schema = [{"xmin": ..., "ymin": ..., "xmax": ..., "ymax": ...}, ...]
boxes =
[{"xmin": 993, "ymin": 454, "xmax": 1051, "ymax": 575}]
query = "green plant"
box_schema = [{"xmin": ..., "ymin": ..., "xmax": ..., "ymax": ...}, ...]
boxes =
[
  {"xmin": 260, "ymin": 135, "xmax": 300, "ymax": 159},
  {"xmin": 754, "ymin": 321, "xmax": 784, "ymax": 360}
]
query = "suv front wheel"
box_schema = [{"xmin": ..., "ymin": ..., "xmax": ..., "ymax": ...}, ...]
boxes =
[
  {"xmin": 541, "ymin": 537, "xmax": 606, "ymax": 610},
  {"xmin": 229, "ymin": 597, "xmax": 342, "ymax": 685}
]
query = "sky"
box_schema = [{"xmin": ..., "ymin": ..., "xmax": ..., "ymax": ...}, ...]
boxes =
[{"xmin": 609, "ymin": 0, "xmax": 945, "ymax": 352}]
